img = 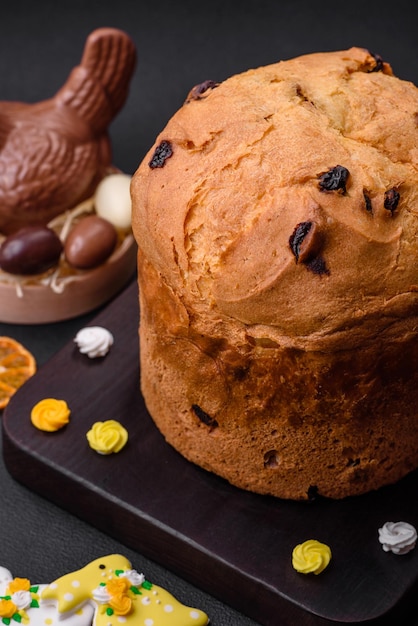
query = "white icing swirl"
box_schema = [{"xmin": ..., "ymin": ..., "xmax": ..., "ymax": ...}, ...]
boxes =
[
  {"xmin": 74, "ymin": 326, "xmax": 114, "ymax": 358},
  {"xmin": 378, "ymin": 521, "xmax": 417, "ymax": 555},
  {"xmin": 11, "ymin": 591, "xmax": 32, "ymax": 610},
  {"xmin": 119, "ymin": 569, "xmax": 145, "ymax": 586},
  {"xmin": 91, "ymin": 584, "xmax": 111, "ymax": 604}
]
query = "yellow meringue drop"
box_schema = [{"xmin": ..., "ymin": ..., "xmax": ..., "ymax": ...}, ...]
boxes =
[
  {"xmin": 292, "ymin": 539, "xmax": 331, "ymax": 575},
  {"xmin": 86, "ymin": 419, "xmax": 128, "ymax": 454},
  {"xmin": 30, "ymin": 398, "xmax": 70, "ymax": 432}
]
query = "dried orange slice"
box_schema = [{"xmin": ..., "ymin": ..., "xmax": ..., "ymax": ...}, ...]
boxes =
[{"xmin": 0, "ymin": 336, "xmax": 36, "ymax": 410}]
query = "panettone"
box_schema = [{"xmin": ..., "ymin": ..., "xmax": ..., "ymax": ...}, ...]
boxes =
[{"xmin": 131, "ymin": 47, "xmax": 418, "ymax": 500}]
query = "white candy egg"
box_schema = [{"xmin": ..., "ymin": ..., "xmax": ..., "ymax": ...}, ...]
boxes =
[{"xmin": 95, "ymin": 173, "xmax": 132, "ymax": 230}]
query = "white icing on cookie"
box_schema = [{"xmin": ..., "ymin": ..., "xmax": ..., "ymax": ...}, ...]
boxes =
[{"xmin": 0, "ymin": 567, "xmax": 13, "ymax": 587}]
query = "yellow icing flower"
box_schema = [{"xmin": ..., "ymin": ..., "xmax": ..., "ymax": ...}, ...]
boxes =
[
  {"xmin": 30, "ymin": 398, "xmax": 71, "ymax": 432},
  {"xmin": 292, "ymin": 539, "xmax": 332, "ymax": 575},
  {"xmin": 108, "ymin": 593, "xmax": 132, "ymax": 615},
  {"xmin": 86, "ymin": 420, "xmax": 128, "ymax": 454},
  {"xmin": 7, "ymin": 578, "xmax": 31, "ymax": 594},
  {"xmin": 0, "ymin": 599, "xmax": 17, "ymax": 618},
  {"xmin": 106, "ymin": 577, "xmax": 130, "ymax": 596}
]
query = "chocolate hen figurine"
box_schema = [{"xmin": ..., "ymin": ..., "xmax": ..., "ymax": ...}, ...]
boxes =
[{"xmin": 0, "ymin": 28, "xmax": 136, "ymax": 235}]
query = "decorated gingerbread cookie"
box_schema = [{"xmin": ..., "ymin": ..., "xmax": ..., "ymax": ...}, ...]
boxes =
[{"xmin": 0, "ymin": 555, "xmax": 209, "ymax": 626}]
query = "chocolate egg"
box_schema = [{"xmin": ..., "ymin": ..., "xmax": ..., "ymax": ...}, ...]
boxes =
[
  {"xmin": 95, "ymin": 173, "xmax": 132, "ymax": 230},
  {"xmin": 0, "ymin": 226, "xmax": 63, "ymax": 275},
  {"xmin": 64, "ymin": 215, "xmax": 117, "ymax": 269}
]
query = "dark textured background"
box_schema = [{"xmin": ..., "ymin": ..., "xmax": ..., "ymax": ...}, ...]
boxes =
[
  {"xmin": 0, "ymin": 1, "xmax": 417, "ymax": 624},
  {"xmin": 1, "ymin": 0, "xmax": 416, "ymax": 178}
]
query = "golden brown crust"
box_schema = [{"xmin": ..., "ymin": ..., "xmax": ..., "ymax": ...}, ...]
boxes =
[{"xmin": 131, "ymin": 48, "xmax": 418, "ymax": 499}]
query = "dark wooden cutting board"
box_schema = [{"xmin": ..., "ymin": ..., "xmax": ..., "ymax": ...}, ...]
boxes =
[{"xmin": 2, "ymin": 281, "xmax": 418, "ymax": 625}]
